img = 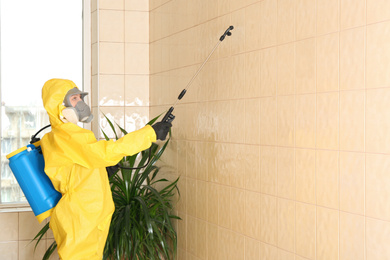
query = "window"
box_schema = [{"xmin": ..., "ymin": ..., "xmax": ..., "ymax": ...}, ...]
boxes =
[{"xmin": 0, "ymin": 0, "xmax": 88, "ymax": 205}]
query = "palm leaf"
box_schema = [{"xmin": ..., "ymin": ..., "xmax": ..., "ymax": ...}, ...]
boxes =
[
  {"xmin": 116, "ymin": 122, "xmax": 128, "ymax": 135},
  {"xmin": 32, "ymin": 221, "xmax": 50, "ymax": 252},
  {"xmin": 101, "ymin": 129, "xmax": 110, "ymax": 141},
  {"xmin": 102, "ymin": 112, "xmax": 119, "ymax": 140},
  {"xmin": 43, "ymin": 241, "xmax": 57, "ymax": 260}
]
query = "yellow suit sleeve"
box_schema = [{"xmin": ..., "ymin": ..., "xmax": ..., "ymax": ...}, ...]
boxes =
[{"xmin": 72, "ymin": 125, "xmax": 157, "ymax": 169}]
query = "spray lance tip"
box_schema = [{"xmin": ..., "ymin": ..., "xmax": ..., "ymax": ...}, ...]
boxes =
[{"xmin": 220, "ymin": 25, "xmax": 234, "ymax": 41}]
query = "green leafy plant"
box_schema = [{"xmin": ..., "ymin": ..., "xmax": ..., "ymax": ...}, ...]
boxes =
[
  {"xmin": 102, "ymin": 115, "xmax": 180, "ymax": 259},
  {"xmin": 33, "ymin": 116, "xmax": 180, "ymax": 260}
]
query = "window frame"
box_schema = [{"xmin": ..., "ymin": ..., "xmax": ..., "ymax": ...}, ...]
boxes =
[{"xmin": 0, "ymin": 0, "xmax": 91, "ymax": 210}]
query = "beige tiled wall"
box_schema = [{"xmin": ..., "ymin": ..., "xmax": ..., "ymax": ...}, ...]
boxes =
[
  {"xmin": 4, "ymin": 0, "xmax": 390, "ymax": 259},
  {"xmin": 150, "ymin": 0, "xmax": 390, "ymax": 259},
  {"xmin": 0, "ymin": 211, "xmax": 58, "ymax": 260},
  {"xmin": 91, "ymin": 0, "xmax": 150, "ymax": 138}
]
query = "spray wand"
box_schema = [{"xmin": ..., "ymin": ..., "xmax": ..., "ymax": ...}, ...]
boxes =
[{"xmin": 160, "ymin": 25, "xmax": 234, "ymax": 124}]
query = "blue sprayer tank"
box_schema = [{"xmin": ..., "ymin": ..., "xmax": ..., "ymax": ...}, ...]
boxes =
[{"xmin": 7, "ymin": 142, "xmax": 61, "ymax": 223}]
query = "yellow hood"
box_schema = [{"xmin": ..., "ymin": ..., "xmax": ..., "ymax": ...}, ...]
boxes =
[{"xmin": 42, "ymin": 79, "xmax": 78, "ymax": 127}]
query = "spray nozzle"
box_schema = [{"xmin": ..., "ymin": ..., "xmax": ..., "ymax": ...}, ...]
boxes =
[{"xmin": 220, "ymin": 25, "xmax": 234, "ymax": 41}]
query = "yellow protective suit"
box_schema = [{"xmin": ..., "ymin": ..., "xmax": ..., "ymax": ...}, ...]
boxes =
[{"xmin": 40, "ymin": 79, "xmax": 156, "ymax": 260}]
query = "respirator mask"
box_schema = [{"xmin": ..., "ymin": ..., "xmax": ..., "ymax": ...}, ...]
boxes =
[{"xmin": 62, "ymin": 87, "xmax": 94, "ymax": 124}]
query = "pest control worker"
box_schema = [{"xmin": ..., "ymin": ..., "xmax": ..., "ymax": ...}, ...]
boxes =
[{"xmin": 40, "ymin": 79, "xmax": 171, "ymax": 260}]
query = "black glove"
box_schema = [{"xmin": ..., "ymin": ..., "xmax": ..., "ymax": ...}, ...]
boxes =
[{"xmin": 152, "ymin": 122, "xmax": 172, "ymax": 141}]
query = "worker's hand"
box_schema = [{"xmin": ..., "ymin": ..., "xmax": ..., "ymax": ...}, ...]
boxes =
[{"xmin": 152, "ymin": 122, "xmax": 172, "ymax": 141}]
